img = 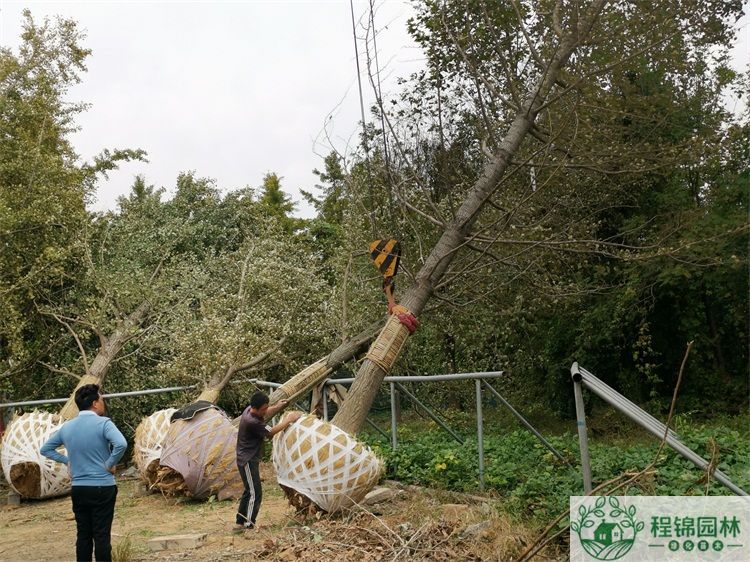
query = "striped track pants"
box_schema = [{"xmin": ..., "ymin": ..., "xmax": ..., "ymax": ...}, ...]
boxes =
[{"xmin": 236, "ymin": 461, "xmax": 262, "ymax": 527}]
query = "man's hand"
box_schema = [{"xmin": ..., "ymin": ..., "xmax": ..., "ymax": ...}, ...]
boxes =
[
  {"xmin": 105, "ymin": 464, "xmax": 117, "ymax": 475},
  {"xmin": 284, "ymin": 411, "xmax": 303, "ymax": 425},
  {"xmin": 269, "ymin": 411, "xmax": 304, "ymax": 436}
]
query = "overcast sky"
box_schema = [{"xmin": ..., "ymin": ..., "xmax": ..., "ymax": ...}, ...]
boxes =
[
  {"xmin": 1, "ymin": 2, "xmax": 748, "ymax": 218},
  {"xmin": 0, "ymin": 0, "xmax": 422, "ymax": 216}
]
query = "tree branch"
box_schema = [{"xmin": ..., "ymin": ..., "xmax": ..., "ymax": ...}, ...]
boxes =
[{"xmin": 39, "ymin": 361, "xmax": 81, "ymax": 382}]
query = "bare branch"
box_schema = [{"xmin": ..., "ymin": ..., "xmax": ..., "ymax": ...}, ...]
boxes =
[
  {"xmin": 552, "ymin": 0, "xmax": 565, "ymax": 38},
  {"xmin": 341, "ymin": 253, "xmax": 354, "ymax": 342},
  {"xmin": 39, "ymin": 361, "xmax": 81, "ymax": 382},
  {"xmin": 38, "ymin": 308, "xmax": 91, "ymax": 376},
  {"xmin": 217, "ymin": 336, "xmax": 289, "ymax": 390}
]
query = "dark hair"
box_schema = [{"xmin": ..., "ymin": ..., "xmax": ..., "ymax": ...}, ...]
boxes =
[
  {"xmin": 74, "ymin": 384, "xmax": 101, "ymax": 411},
  {"xmin": 250, "ymin": 392, "xmax": 269, "ymax": 409}
]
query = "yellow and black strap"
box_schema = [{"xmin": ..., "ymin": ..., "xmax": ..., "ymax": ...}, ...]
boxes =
[{"xmin": 369, "ymin": 239, "xmax": 401, "ymax": 279}]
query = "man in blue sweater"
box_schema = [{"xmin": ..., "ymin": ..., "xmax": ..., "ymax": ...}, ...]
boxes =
[{"xmin": 41, "ymin": 384, "xmax": 127, "ymax": 562}]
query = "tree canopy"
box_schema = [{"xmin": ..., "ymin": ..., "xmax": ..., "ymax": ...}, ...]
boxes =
[{"xmin": 1, "ymin": 4, "xmax": 747, "ymax": 433}]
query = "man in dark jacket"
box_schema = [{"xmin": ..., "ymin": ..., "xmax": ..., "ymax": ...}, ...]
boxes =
[
  {"xmin": 236, "ymin": 392, "xmax": 301, "ymax": 530},
  {"xmin": 41, "ymin": 384, "xmax": 127, "ymax": 562}
]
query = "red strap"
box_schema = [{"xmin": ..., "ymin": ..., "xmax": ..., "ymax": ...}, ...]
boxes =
[{"xmin": 396, "ymin": 312, "xmax": 420, "ymax": 334}]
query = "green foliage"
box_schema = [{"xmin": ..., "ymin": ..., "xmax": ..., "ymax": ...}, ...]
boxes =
[
  {"xmin": 0, "ymin": 11, "xmax": 143, "ymax": 396},
  {"xmin": 2, "ymin": 4, "xmax": 747, "ymax": 484},
  {"xmin": 259, "ymin": 173, "xmax": 303, "ymax": 233},
  {"xmin": 0, "ymin": 11, "xmax": 91, "ymax": 375},
  {"xmin": 353, "ymin": 0, "xmax": 750, "ymax": 414}
]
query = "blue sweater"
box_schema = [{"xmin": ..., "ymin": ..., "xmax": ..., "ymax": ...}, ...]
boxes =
[{"xmin": 40, "ymin": 411, "xmax": 127, "ymax": 486}]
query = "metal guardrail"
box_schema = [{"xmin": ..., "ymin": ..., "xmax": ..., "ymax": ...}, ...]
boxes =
[
  {"xmin": 0, "ymin": 385, "xmax": 199, "ymax": 408},
  {"xmin": 571, "ymin": 362, "xmax": 748, "ymax": 496},
  {"xmin": 316, "ymin": 370, "xmax": 567, "ymax": 491},
  {"xmin": 2, "ymin": 370, "xmax": 566, "ymax": 491}
]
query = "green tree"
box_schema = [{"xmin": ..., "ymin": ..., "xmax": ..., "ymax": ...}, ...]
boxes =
[
  {"xmin": 259, "ymin": 172, "xmax": 302, "ymax": 233},
  {"xmin": 322, "ymin": 0, "xmax": 748, "ymax": 430},
  {"xmin": 0, "ymin": 11, "xmax": 142, "ymax": 395}
]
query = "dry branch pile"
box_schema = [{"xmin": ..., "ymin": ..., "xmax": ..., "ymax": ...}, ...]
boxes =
[
  {"xmin": 253, "ymin": 519, "xmax": 478, "ymax": 562},
  {"xmin": 244, "ymin": 486, "xmax": 548, "ymax": 562}
]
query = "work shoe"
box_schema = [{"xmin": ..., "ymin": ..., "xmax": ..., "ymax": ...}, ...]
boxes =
[{"xmin": 233, "ymin": 523, "xmax": 254, "ymax": 534}]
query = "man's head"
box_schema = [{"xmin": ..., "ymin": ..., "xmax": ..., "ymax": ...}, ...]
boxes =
[
  {"xmin": 74, "ymin": 384, "xmax": 105, "ymax": 415},
  {"xmin": 249, "ymin": 391, "xmax": 270, "ymax": 416}
]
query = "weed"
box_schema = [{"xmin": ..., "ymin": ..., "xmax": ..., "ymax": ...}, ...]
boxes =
[{"xmin": 112, "ymin": 536, "xmax": 135, "ymax": 562}]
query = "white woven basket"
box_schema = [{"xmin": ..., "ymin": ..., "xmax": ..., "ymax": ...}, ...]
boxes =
[
  {"xmin": 273, "ymin": 414, "xmax": 383, "ymax": 513},
  {"xmin": 0, "ymin": 411, "xmax": 71, "ymax": 498},
  {"xmin": 133, "ymin": 408, "xmax": 177, "ymax": 484}
]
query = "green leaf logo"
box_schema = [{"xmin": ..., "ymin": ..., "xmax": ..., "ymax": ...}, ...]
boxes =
[{"xmin": 573, "ymin": 496, "xmax": 643, "ymax": 561}]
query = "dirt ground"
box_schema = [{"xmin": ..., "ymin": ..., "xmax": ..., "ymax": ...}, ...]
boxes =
[{"xmin": 0, "ymin": 463, "xmax": 559, "ymax": 561}]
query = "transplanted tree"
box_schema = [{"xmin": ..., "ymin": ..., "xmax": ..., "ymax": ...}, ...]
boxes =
[
  {"xmin": 0, "ymin": 11, "xmax": 143, "ymax": 401},
  {"xmin": 325, "ymin": 0, "xmax": 747, "ymax": 432},
  {"xmin": 159, "ymin": 220, "xmax": 335, "ymax": 400},
  {"xmin": 34, "ymin": 175, "xmax": 198, "ymax": 416}
]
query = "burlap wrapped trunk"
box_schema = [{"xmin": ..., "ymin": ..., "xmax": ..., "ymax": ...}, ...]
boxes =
[{"xmin": 154, "ymin": 408, "xmax": 244, "ymax": 500}]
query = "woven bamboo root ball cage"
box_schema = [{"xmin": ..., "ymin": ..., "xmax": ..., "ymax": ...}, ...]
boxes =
[
  {"xmin": 0, "ymin": 411, "xmax": 71, "ymax": 498},
  {"xmin": 273, "ymin": 414, "xmax": 383, "ymax": 513},
  {"xmin": 154, "ymin": 407, "xmax": 244, "ymax": 500},
  {"xmin": 133, "ymin": 408, "xmax": 177, "ymax": 486}
]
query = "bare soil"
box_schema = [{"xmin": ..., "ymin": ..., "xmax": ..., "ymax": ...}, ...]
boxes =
[{"xmin": 0, "ymin": 463, "xmax": 560, "ymax": 561}]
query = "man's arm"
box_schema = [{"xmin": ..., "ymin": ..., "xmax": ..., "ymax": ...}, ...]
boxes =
[
  {"xmin": 40, "ymin": 429, "xmax": 69, "ymax": 465},
  {"xmin": 103, "ymin": 419, "xmax": 127, "ymax": 471},
  {"xmin": 267, "ymin": 411, "xmax": 303, "ymax": 437},
  {"xmin": 266, "ymin": 398, "xmax": 290, "ymax": 418}
]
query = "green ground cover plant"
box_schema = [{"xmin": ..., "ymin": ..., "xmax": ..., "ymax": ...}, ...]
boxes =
[{"xmin": 364, "ymin": 414, "xmax": 750, "ymax": 522}]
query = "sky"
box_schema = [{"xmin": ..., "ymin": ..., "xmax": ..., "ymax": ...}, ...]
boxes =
[
  {"xmin": 0, "ymin": 0, "xmax": 422, "ymax": 217},
  {"xmin": 1, "ymin": 2, "xmax": 748, "ymax": 218}
]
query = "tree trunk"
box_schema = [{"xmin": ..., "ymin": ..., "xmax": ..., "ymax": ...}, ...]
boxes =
[
  {"xmin": 263, "ymin": 320, "xmax": 384, "ymax": 406},
  {"xmin": 58, "ymin": 300, "xmax": 151, "ymax": 419},
  {"xmin": 331, "ymin": 3, "xmax": 608, "ymax": 435},
  {"xmin": 223, "ymin": 319, "xmax": 384, "ymax": 427},
  {"xmin": 701, "ymin": 285, "xmax": 729, "ymax": 384}
]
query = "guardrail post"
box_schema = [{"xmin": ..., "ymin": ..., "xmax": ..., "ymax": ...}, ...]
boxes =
[
  {"xmin": 575, "ymin": 363, "xmax": 748, "ymax": 496},
  {"xmin": 572, "ymin": 364, "xmax": 593, "ymax": 494},
  {"xmin": 476, "ymin": 379, "xmax": 485, "ymax": 491},
  {"xmin": 390, "ymin": 382, "xmax": 398, "ymax": 450}
]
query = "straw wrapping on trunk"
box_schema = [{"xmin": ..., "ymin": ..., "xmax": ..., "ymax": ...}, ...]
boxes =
[
  {"xmin": 270, "ymin": 358, "xmax": 332, "ymax": 405},
  {"xmin": 364, "ymin": 313, "xmax": 411, "ymax": 373}
]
